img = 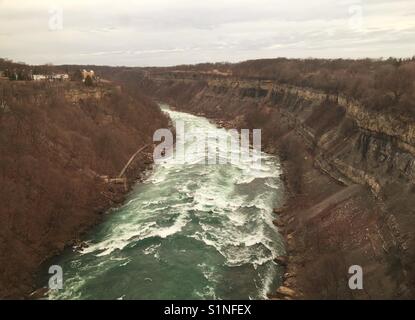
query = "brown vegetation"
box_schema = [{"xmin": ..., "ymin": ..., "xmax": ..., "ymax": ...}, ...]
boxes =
[{"xmin": 0, "ymin": 78, "xmax": 168, "ymax": 298}]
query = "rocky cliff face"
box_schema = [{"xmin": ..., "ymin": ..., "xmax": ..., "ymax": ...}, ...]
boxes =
[
  {"xmin": 142, "ymin": 73, "xmax": 415, "ymax": 299},
  {"xmin": 0, "ymin": 80, "xmax": 169, "ymax": 298}
]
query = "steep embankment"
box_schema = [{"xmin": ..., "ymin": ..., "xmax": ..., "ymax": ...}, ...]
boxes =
[
  {"xmin": 0, "ymin": 80, "xmax": 169, "ymax": 298},
  {"xmin": 141, "ymin": 74, "xmax": 415, "ymax": 299}
]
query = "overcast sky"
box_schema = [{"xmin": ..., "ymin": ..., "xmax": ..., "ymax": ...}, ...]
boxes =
[{"xmin": 1, "ymin": 0, "xmax": 414, "ymax": 66}]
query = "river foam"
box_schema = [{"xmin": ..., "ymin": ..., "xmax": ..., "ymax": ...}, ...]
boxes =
[{"xmin": 47, "ymin": 106, "xmax": 285, "ymax": 300}]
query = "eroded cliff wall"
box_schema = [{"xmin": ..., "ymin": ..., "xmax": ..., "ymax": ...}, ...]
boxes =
[{"xmin": 142, "ymin": 74, "xmax": 415, "ymax": 299}]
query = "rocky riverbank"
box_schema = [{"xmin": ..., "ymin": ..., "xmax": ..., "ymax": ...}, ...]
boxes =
[{"xmin": 28, "ymin": 148, "xmax": 155, "ymax": 300}]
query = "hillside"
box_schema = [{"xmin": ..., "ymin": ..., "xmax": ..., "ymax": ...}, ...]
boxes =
[{"xmin": 0, "ymin": 79, "xmax": 169, "ymax": 298}]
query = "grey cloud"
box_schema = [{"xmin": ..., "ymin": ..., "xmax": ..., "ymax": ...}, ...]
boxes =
[{"xmin": 0, "ymin": 0, "xmax": 414, "ymax": 66}]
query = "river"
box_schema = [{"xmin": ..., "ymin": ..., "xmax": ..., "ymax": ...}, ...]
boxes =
[{"xmin": 45, "ymin": 106, "xmax": 285, "ymax": 300}]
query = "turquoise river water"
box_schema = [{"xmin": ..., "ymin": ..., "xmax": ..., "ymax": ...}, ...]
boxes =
[{"xmin": 44, "ymin": 106, "xmax": 285, "ymax": 299}]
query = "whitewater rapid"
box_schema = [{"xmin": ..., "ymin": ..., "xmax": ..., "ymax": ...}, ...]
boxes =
[{"xmin": 46, "ymin": 106, "xmax": 285, "ymax": 300}]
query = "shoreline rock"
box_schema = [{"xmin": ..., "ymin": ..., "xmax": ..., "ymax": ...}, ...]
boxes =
[
  {"xmin": 273, "ymin": 256, "xmax": 288, "ymax": 267},
  {"xmin": 273, "ymin": 219, "xmax": 285, "ymax": 228},
  {"xmin": 276, "ymin": 286, "xmax": 297, "ymax": 299},
  {"xmin": 273, "ymin": 207, "xmax": 285, "ymax": 215},
  {"xmin": 28, "ymin": 287, "xmax": 49, "ymax": 300}
]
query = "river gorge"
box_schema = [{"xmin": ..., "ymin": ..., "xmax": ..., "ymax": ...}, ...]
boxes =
[
  {"xmin": 42, "ymin": 106, "xmax": 285, "ymax": 300},
  {"xmin": 3, "ymin": 61, "xmax": 414, "ymax": 300}
]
